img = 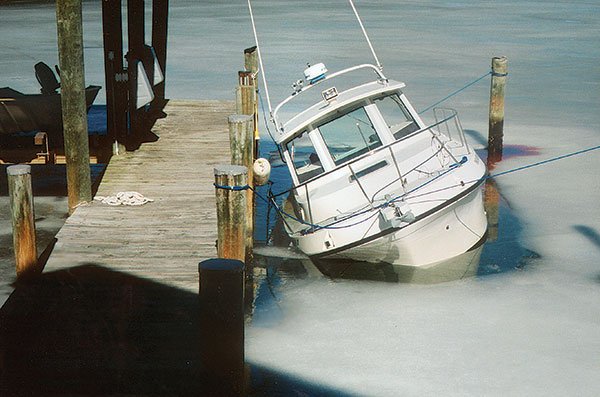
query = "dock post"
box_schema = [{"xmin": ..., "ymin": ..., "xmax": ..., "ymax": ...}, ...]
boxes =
[
  {"xmin": 243, "ymin": 46, "xmax": 260, "ymax": 158},
  {"xmin": 151, "ymin": 0, "xmax": 169, "ymax": 110},
  {"xmin": 7, "ymin": 165, "xmax": 38, "ymax": 279},
  {"xmin": 101, "ymin": 0, "xmax": 129, "ymax": 154},
  {"xmin": 214, "ymin": 165, "xmax": 248, "ymax": 262},
  {"xmin": 228, "ymin": 116, "xmax": 254, "ymax": 263},
  {"xmin": 198, "ymin": 258, "xmax": 245, "ymax": 396},
  {"xmin": 56, "ymin": 0, "xmax": 93, "ymax": 213},
  {"xmin": 236, "ymin": 71, "xmax": 256, "ymax": 117},
  {"xmin": 488, "ymin": 56, "xmax": 508, "ymax": 163}
]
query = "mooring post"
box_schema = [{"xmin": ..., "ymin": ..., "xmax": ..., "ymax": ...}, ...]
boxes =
[
  {"xmin": 488, "ymin": 56, "xmax": 508, "ymax": 163},
  {"xmin": 7, "ymin": 165, "xmax": 38, "ymax": 279},
  {"xmin": 151, "ymin": 0, "xmax": 169, "ymax": 110},
  {"xmin": 243, "ymin": 46, "xmax": 260, "ymax": 158},
  {"xmin": 228, "ymin": 116, "xmax": 254, "ymax": 263},
  {"xmin": 236, "ymin": 71, "xmax": 256, "ymax": 117},
  {"xmin": 214, "ymin": 165, "xmax": 248, "ymax": 262},
  {"xmin": 101, "ymin": 0, "xmax": 128, "ymax": 155},
  {"xmin": 198, "ymin": 258, "xmax": 245, "ymax": 396},
  {"xmin": 56, "ymin": 0, "xmax": 93, "ymax": 213}
]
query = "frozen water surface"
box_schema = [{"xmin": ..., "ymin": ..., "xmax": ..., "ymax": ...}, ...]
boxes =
[{"xmin": 1, "ymin": 0, "xmax": 599, "ymax": 395}]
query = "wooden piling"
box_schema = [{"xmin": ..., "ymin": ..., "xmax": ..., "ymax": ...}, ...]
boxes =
[
  {"xmin": 236, "ymin": 72, "xmax": 256, "ymax": 117},
  {"xmin": 7, "ymin": 165, "xmax": 38, "ymax": 279},
  {"xmin": 214, "ymin": 165, "xmax": 248, "ymax": 262},
  {"xmin": 488, "ymin": 56, "xmax": 508, "ymax": 163},
  {"xmin": 228, "ymin": 115, "xmax": 254, "ymax": 262},
  {"xmin": 101, "ymin": 0, "xmax": 128, "ymax": 154},
  {"xmin": 198, "ymin": 258, "xmax": 245, "ymax": 396},
  {"xmin": 56, "ymin": 0, "xmax": 93, "ymax": 213},
  {"xmin": 151, "ymin": 0, "xmax": 169, "ymax": 109},
  {"xmin": 243, "ymin": 46, "xmax": 260, "ymax": 157}
]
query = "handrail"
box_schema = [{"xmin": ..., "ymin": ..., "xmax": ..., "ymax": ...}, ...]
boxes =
[{"xmin": 272, "ymin": 63, "xmax": 387, "ymax": 129}]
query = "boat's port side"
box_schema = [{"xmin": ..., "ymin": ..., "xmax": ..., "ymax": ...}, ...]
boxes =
[{"xmin": 308, "ymin": 179, "xmax": 487, "ymax": 267}]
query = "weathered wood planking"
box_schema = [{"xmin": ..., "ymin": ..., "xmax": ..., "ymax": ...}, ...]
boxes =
[{"xmin": 43, "ymin": 100, "xmax": 235, "ymax": 292}]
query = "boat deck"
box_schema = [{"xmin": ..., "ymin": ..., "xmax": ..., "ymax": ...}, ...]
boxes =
[{"xmin": 43, "ymin": 99, "xmax": 234, "ymax": 292}]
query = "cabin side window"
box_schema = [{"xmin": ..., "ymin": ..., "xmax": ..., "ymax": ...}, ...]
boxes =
[
  {"xmin": 286, "ymin": 131, "xmax": 325, "ymax": 183},
  {"xmin": 317, "ymin": 106, "xmax": 382, "ymax": 166},
  {"xmin": 373, "ymin": 94, "xmax": 418, "ymax": 140}
]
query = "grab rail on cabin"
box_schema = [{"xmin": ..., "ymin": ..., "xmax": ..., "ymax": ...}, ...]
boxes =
[{"xmin": 272, "ymin": 63, "xmax": 388, "ymax": 131}]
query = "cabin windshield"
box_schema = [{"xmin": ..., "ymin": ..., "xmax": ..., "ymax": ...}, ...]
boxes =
[
  {"xmin": 288, "ymin": 131, "xmax": 324, "ymax": 183},
  {"xmin": 318, "ymin": 106, "xmax": 382, "ymax": 166},
  {"xmin": 373, "ymin": 94, "xmax": 418, "ymax": 140}
]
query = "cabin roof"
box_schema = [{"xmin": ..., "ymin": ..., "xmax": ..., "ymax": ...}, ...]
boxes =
[{"xmin": 277, "ymin": 79, "xmax": 406, "ymax": 144}]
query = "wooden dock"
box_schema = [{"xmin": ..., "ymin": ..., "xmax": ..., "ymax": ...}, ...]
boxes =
[{"xmin": 43, "ymin": 100, "xmax": 235, "ymax": 292}]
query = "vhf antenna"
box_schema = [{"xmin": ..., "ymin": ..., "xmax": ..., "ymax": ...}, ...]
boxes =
[
  {"xmin": 348, "ymin": 0, "xmax": 383, "ymax": 71},
  {"xmin": 247, "ymin": 0, "xmax": 274, "ymax": 118}
]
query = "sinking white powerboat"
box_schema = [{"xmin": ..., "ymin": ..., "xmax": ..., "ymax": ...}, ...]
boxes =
[{"xmin": 249, "ymin": 0, "xmax": 488, "ymax": 267}]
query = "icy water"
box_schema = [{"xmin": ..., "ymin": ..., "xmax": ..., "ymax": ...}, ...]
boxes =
[{"xmin": 1, "ymin": 0, "xmax": 600, "ymax": 395}]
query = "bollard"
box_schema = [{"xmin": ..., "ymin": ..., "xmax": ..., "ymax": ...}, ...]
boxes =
[
  {"xmin": 214, "ymin": 165, "xmax": 248, "ymax": 262},
  {"xmin": 488, "ymin": 56, "xmax": 508, "ymax": 164},
  {"xmin": 228, "ymin": 116, "xmax": 254, "ymax": 263},
  {"xmin": 198, "ymin": 258, "xmax": 245, "ymax": 396},
  {"xmin": 7, "ymin": 165, "xmax": 38, "ymax": 279}
]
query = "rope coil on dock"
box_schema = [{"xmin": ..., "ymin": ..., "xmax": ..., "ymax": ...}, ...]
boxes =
[{"xmin": 94, "ymin": 191, "xmax": 154, "ymax": 206}]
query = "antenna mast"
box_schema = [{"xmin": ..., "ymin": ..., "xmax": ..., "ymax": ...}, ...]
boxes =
[
  {"xmin": 247, "ymin": 0, "xmax": 273, "ymax": 116},
  {"xmin": 348, "ymin": 0, "xmax": 383, "ymax": 71}
]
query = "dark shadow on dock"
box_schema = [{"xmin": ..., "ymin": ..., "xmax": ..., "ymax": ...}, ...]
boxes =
[
  {"xmin": 0, "ymin": 264, "xmax": 205, "ymax": 396},
  {"xmin": 0, "ymin": 264, "xmax": 357, "ymax": 396}
]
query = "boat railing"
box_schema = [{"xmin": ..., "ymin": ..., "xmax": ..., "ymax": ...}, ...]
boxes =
[
  {"xmin": 272, "ymin": 63, "xmax": 387, "ymax": 131},
  {"xmin": 289, "ymin": 109, "xmax": 472, "ymax": 231}
]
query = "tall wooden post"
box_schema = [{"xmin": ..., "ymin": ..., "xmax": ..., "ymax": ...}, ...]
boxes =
[
  {"xmin": 236, "ymin": 71, "xmax": 256, "ymax": 117},
  {"xmin": 102, "ymin": 0, "xmax": 128, "ymax": 154},
  {"xmin": 56, "ymin": 0, "xmax": 92, "ymax": 213},
  {"xmin": 151, "ymin": 0, "xmax": 169, "ymax": 109},
  {"xmin": 214, "ymin": 165, "xmax": 248, "ymax": 262},
  {"xmin": 127, "ymin": 0, "xmax": 146, "ymax": 145},
  {"xmin": 7, "ymin": 165, "xmax": 38, "ymax": 279},
  {"xmin": 488, "ymin": 56, "xmax": 508, "ymax": 163},
  {"xmin": 243, "ymin": 46, "xmax": 260, "ymax": 158},
  {"xmin": 228, "ymin": 115, "xmax": 254, "ymax": 263},
  {"xmin": 198, "ymin": 258, "xmax": 245, "ymax": 396}
]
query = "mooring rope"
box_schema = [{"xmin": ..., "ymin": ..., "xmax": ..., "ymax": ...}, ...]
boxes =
[
  {"xmin": 419, "ymin": 70, "xmax": 492, "ymax": 114},
  {"xmin": 254, "ymin": 144, "xmax": 600, "ymax": 236}
]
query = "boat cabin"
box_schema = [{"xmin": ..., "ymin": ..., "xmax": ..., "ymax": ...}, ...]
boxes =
[{"xmin": 277, "ymin": 79, "xmax": 425, "ymax": 186}]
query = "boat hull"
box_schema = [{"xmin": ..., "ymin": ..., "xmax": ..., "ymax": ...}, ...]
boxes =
[
  {"xmin": 0, "ymin": 86, "xmax": 101, "ymax": 136},
  {"xmin": 304, "ymin": 179, "xmax": 487, "ymax": 267}
]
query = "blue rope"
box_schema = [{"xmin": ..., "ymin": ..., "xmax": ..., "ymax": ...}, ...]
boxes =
[
  {"xmin": 213, "ymin": 183, "xmax": 250, "ymax": 191},
  {"xmin": 252, "ymin": 143, "xmax": 600, "ymax": 235},
  {"xmin": 419, "ymin": 71, "xmax": 492, "ymax": 114},
  {"xmin": 490, "ymin": 144, "xmax": 600, "ymax": 179}
]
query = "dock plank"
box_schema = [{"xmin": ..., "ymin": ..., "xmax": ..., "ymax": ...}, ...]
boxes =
[{"xmin": 43, "ymin": 100, "xmax": 235, "ymax": 292}]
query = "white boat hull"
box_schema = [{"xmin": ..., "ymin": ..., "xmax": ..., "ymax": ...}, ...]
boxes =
[{"xmin": 296, "ymin": 179, "xmax": 487, "ymax": 268}]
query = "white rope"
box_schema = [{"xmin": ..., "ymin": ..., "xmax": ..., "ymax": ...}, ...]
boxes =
[{"xmin": 94, "ymin": 191, "xmax": 154, "ymax": 206}]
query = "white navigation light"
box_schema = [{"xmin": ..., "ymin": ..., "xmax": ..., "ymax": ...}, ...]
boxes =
[
  {"xmin": 322, "ymin": 86, "xmax": 338, "ymax": 102},
  {"xmin": 304, "ymin": 63, "xmax": 327, "ymax": 84}
]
